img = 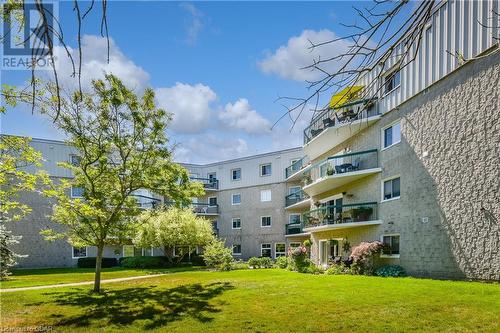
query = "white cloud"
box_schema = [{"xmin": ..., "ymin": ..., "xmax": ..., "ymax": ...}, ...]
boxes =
[
  {"xmin": 259, "ymin": 29, "xmax": 350, "ymax": 82},
  {"xmin": 54, "ymin": 35, "xmax": 150, "ymax": 91},
  {"xmin": 174, "ymin": 134, "xmax": 249, "ymax": 164},
  {"xmin": 180, "ymin": 3, "xmax": 204, "ymax": 45},
  {"xmin": 155, "ymin": 83, "xmax": 217, "ymax": 134},
  {"xmin": 219, "ymin": 98, "xmax": 271, "ymax": 135}
]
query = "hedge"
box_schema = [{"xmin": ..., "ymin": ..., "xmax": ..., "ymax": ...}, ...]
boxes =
[{"xmin": 77, "ymin": 257, "xmax": 118, "ymax": 268}]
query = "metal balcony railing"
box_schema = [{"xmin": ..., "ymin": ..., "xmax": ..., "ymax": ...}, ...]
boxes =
[
  {"xmin": 190, "ymin": 202, "xmax": 219, "ymax": 215},
  {"xmin": 132, "ymin": 194, "xmax": 162, "ymax": 210},
  {"xmin": 285, "ymin": 156, "xmax": 310, "ymax": 179},
  {"xmin": 303, "ymin": 98, "xmax": 378, "ymax": 144},
  {"xmin": 285, "ymin": 190, "xmax": 310, "ymax": 207},
  {"xmin": 285, "ymin": 222, "xmax": 304, "ymax": 235},
  {"xmin": 190, "ymin": 177, "xmax": 219, "ymax": 190},
  {"xmin": 303, "ymin": 202, "xmax": 378, "ymax": 228},
  {"xmin": 303, "ymin": 149, "xmax": 379, "ymax": 186}
]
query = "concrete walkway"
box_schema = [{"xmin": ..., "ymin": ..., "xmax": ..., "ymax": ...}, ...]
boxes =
[{"xmin": 0, "ymin": 273, "xmax": 167, "ymax": 293}]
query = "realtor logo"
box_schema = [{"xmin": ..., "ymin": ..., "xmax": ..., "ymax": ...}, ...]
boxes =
[{"xmin": 1, "ymin": 1, "xmax": 58, "ymax": 70}]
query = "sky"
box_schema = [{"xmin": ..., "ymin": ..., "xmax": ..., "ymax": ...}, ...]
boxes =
[{"xmin": 0, "ymin": 1, "xmax": 401, "ymax": 164}]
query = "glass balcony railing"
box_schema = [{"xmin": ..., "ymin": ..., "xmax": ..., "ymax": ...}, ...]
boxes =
[
  {"xmin": 285, "ymin": 156, "xmax": 310, "ymax": 179},
  {"xmin": 285, "ymin": 222, "xmax": 304, "ymax": 235},
  {"xmin": 303, "ymin": 98, "xmax": 378, "ymax": 144},
  {"xmin": 285, "ymin": 190, "xmax": 310, "ymax": 207},
  {"xmin": 190, "ymin": 177, "xmax": 219, "ymax": 190},
  {"xmin": 303, "ymin": 149, "xmax": 379, "ymax": 186},
  {"xmin": 164, "ymin": 201, "xmax": 219, "ymax": 214},
  {"xmin": 303, "ymin": 202, "xmax": 378, "ymax": 229}
]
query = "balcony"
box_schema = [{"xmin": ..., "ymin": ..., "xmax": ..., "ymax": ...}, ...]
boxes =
[
  {"xmin": 302, "ymin": 149, "xmax": 381, "ymax": 197},
  {"xmin": 303, "ymin": 202, "xmax": 381, "ymax": 232},
  {"xmin": 285, "ymin": 156, "xmax": 310, "ymax": 181},
  {"xmin": 133, "ymin": 194, "xmax": 162, "ymax": 210},
  {"xmin": 165, "ymin": 201, "xmax": 219, "ymax": 216},
  {"xmin": 303, "ymin": 99, "xmax": 380, "ymax": 160},
  {"xmin": 285, "ymin": 190, "xmax": 310, "ymax": 210},
  {"xmin": 190, "ymin": 177, "xmax": 219, "ymax": 191}
]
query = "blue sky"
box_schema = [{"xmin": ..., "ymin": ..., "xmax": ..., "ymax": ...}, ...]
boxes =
[{"xmin": 1, "ymin": 1, "xmax": 397, "ymax": 163}]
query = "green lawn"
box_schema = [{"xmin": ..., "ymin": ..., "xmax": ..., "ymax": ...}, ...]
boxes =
[
  {"xmin": 1, "ymin": 269, "xmax": 499, "ymax": 332},
  {"xmin": 0, "ymin": 267, "xmax": 199, "ymax": 289}
]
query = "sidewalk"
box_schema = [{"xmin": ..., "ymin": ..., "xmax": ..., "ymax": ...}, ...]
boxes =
[{"xmin": 0, "ymin": 273, "xmax": 167, "ymax": 293}]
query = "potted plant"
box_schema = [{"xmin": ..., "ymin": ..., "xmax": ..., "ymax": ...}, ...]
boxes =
[{"xmin": 326, "ymin": 164, "xmax": 334, "ymax": 176}]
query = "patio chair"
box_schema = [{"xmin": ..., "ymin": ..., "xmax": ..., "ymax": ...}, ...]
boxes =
[
  {"xmin": 335, "ymin": 165, "xmax": 343, "ymax": 174},
  {"xmin": 322, "ymin": 117, "xmax": 335, "ymax": 128}
]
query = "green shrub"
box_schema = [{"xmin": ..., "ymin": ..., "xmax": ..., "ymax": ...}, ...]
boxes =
[
  {"xmin": 275, "ymin": 256, "xmax": 288, "ymax": 269},
  {"xmin": 119, "ymin": 256, "xmax": 170, "ymax": 269},
  {"xmin": 325, "ymin": 263, "xmax": 353, "ymax": 275},
  {"xmin": 303, "ymin": 239, "xmax": 312, "ymax": 247},
  {"xmin": 231, "ymin": 260, "xmax": 249, "ymax": 270},
  {"xmin": 77, "ymin": 257, "xmax": 118, "ymax": 268},
  {"xmin": 202, "ymin": 239, "xmax": 234, "ymax": 271},
  {"xmin": 302, "ymin": 260, "xmax": 323, "ymax": 274},
  {"xmin": 375, "ymin": 265, "xmax": 407, "ymax": 277},
  {"xmin": 248, "ymin": 257, "xmax": 261, "ymax": 268},
  {"xmin": 260, "ymin": 257, "xmax": 273, "ymax": 268}
]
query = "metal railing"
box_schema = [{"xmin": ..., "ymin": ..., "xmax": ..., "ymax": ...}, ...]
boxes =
[
  {"xmin": 285, "ymin": 222, "xmax": 304, "ymax": 235},
  {"xmin": 164, "ymin": 201, "xmax": 219, "ymax": 214},
  {"xmin": 132, "ymin": 194, "xmax": 162, "ymax": 210},
  {"xmin": 285, "ymin": 156, "xmax": 310, "ymax": 179},
  {"xmin": 303, "ymin": 149, "xmax": 379, "ymax": 186},
  {"xmin": 303, "ymin": 98, "xmax": 379, "ymax": 144},
  {"xmin": 285, "ymin": 190, "xmax": 310, "ymax": 207},
  {"xmin": 190, "ymin": 177, "xmax": 219, "ymax": 190},
  {"xmin": 303, "ymin": 202, "xmax": 378, "ymax": 228}
]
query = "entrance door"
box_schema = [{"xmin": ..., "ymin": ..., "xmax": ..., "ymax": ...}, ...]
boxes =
[{"xmin": 319, "ymin": 240, "xmax": 329, "ymax": 265}]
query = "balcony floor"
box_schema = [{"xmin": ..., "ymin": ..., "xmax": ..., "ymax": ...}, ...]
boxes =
[
  {"xmin": 304, "ymin": 115, "xmax": 381, "ymax": 160},
  {"xmin": 303, "ymin": 219, "xmax": 382, "ymax": 233},
  {"xmin": 303, "ymin": 167, "xmax": 382, "ymax": 197},
  {"xmin": 285, "ymin": 198, "xmax": 311, "ymax": 211}
]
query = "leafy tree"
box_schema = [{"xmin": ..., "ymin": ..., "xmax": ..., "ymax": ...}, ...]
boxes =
[
  {"xmin": 39, "ymin": 74, "xmax": 203, "ymax": 292},
  {"xmin": 202, "ymin": 239, "xmax": 234, "ymax": 271},
  {"xmin": 133, "ymin": 207, "xmax": 215, "ymax": 264},
  {"xmin": 0, "ymin": 134, "xmax": 46, "ymax": 279}
]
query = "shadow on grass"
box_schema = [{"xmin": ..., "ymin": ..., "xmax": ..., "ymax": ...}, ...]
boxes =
[{"xmin": 42, "ymin": 282, "xmax": 234, "ymax": 330}]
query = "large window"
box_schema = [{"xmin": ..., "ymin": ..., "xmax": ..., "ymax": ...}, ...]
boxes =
[
  {"xmin": 231, "ymin": 168, "xmax": 241, "ymax": 181},
  {"xmin": 383, "ymin": 177, "xmax": 401, "ymax": 201},
  {"xmin": 383, "ymin": 121, "xmax": 401, "ymax": 149},
  {"xmin": 72, "ymin": 246, "xmax": 87, "ymax": 258},
  {"xmin": 232, "ymin": 244, "xmax": 242, "ymax": 255},
  {"xmin": 232, "ymin": 218, "xmax": 241, "ymax": 229},
  {"xmin": 231, "ymin": 193, "xmax": 241, "ymax": 205},
  {"xmin": 289, "ymin": 242, "xmax": 301, "ymax": 249},
  {"xmin": 384, "ymin": 69, "xmax": 401, "ymax": 94},
  {"xmin": 382, "ymin": 234, "xmax": 400, "ymax": 257},
  {"xmin": 275, "ymin": 243, "xmax": 286, "ymax": 257},
  {"xmin": 261, "ymin": 216, "xmax": 272, "ymax": 227},
  {"xmin": 260, "ymin": 189, "xmax": 272, "ymax": 202},
  {"xmin": 69, "ymin": 154, "xmax": 81, "ymax": 166},
  {"xmin": 260, "ymin": 163, "xmax": 272, "ymax": 176},
  {"xmin": 289, "ymin": 214, "xmax": 301, "ymax": 224},
  {"xmin": 71, "ymin": 186, "xmax": 84, "ymax": 198},
  {"xmin": 208, "ymin": 197, "xmax": 218, "ymax": 206},
  {"xmin": 261, "ymin": 243, "xmax": 272, "ymax": 257}
]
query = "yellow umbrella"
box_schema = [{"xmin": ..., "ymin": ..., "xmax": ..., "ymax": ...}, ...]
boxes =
[{"xmin": 329, "ymin": 86, "xmax": 364, "ymax": 109}]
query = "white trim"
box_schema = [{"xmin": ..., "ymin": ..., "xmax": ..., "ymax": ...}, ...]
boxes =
[
  {"xmin": 259, "ymin": 163, "xmax": 272, "ymax": 177},
  {"xmin": 231, "ymin": 193, "xmax": 241, "ymax": 205},
  {"xmin": 208, "ymin": 196, "xmax": 218, "ymax": 207},
  {"xmin": 232, "ymin": 244, "xmax": 242, "ymax": 255},
  {"xmin": 260, "ymin": 243, "xmax": 272, "ymax": 257},
  {"xmin": 260, "ymin": 189, "xmax": 272, "ymax": 202},
  {"xmin": 289, "ymin": 242, "xmax": 301, "ymax": 249},
  {"xmin": 288, "ymin": 213, "xmax": 301, "ymax": 224},
  {"xmin": 380, "ymin": 234, "xmax": 401, "ymax": 258},
  {"xmin": 381, "ymin": 175, "xmax": 401, "ymax": 202},
  {"xmin": 231, "ymin": 217, "xmax": 242, "ymax": 230},
  {"xmin": 318, "ymin": 193, "xmax": 343, "ymax": 204},
  {"xmin": 382, "ymin": 67, "xmax": 401, "ymax": 96},
  {"xmin": 381, "ymin": 120, "xmax": 402, "ymax": 151},
  {"xmin": 231, "ymin": 168, "xmax": 242, "ymax": 181},
  {"xmin": 288, "ymin": 186, "xmax": 301, "ymax": 195},
  {"xmin": 71, "ymin": 246, "xmax": 87, "ymax": 259},
  {"xmin": 274, "ymin": 243, "xmax": 286, "ymax": 258},
  {"xmin": 260, "ymin": 215, "xmax": 272, "ymax": 228}
]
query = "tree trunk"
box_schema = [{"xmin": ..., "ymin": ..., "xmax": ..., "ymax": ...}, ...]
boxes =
[{"xmin": 93, "ymin": 243, "xmax": 104, "ymax": 293}]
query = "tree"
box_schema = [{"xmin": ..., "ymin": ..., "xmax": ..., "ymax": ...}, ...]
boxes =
[
  {"xmin": 40, "ymin": 74, "xmax": 204, "ymax": 292},
  {"xmin": 202, "ymin": 238, "xmax": 234, "ymax": 271},
  {"xmin": 133, "ymin": 207, "xmax": 215, "ymax": 264},
  {"xmin": 0, "ymin": 134, "xmax": 46, "ymax": 279}
]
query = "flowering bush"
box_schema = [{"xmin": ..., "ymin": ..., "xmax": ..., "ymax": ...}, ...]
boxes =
[
  {"xmin": 349, "ymin": 241, "xmax": 384, "ymax": 275},
  {"xmin": 287, "ymin": 245, "xmax": 311, "ymax": 273}
]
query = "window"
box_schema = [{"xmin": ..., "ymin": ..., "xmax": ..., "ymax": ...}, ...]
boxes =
[
  {"xmin": 231, "ymin": 168, "xmax": 241, "ymax": 181},
  {"xmin": 232, "ymin": 244, "xmax": 242, "ymax": 255},
  {"xmin": 142, "ymin": 247, "xmax": 153, "ymax": 256},
  {"xmin": 208, "ymin": 197, "xmax": 218, "ymax": 206},
  {"xmin": 231, "ymin": 193, "xmax": 241, "ymax": 205},
  {"xmin": 260, "ymin": 189, "xmax": 272, "ymax": 202},
  {"xmin": 71, "ymin": 186, "xmax": 84, "ymax": 198},
  {"xmin": 384, "ymin": 69, "xmax": 401, "ymax": 94},
  {"xmin": 232, "ymin": 218, "xmax": 241, "ymax": 229},
  {"xmin": 382, "ymin": 177, "xmax": 401, "ymax": 201},
  {"xmin": 275, "ymin": 243, "xmax": 286, "ymax": 257},
  {"xmin": 381, "ymin": 234, "xmax": 400, "ymax": 257},
  {"xmin": 289, "ymin": 214, "xmax": 301, "ymax": 224},
  {"xmin": 289, "ymin": 186, "xmax": 301, "ymax": 195},
  {"xmin": 207, "ymin": 172, "xmax": 216, "ymax": 182},
  {"xmin": 72, "ymin": 246, "xmax": 87, "ymax": 258},
  {"xmin": 261, "ymin": 216, "xmax": 272, "ymax": 227},
  {"xmin": 123, "ymin": 245, "xmax": 135, "ymax": 257},
  {"xmin": 289, "ymin": 242, "xmax": 301, "ymax": 249},
  {"xmin": 261, "ymin": 243, "xmax": 272, "ymax": 257},
  {"xmin": 69, "ymin": 154, "xmax": 81, "ymax": 166},
  {"xmin": 383, "ymin": 121, "xmax": 401, "ymax": 149},
  {"xmin": 260, "ymin": 163, "xmax": 272, "ymax": 176}
]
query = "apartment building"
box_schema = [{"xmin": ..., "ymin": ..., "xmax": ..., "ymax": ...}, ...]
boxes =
[
  {"xmin": 285, "ymin": 0, "xmax": 499, "ymax": 280},
  {"xmin": 7, "ymin": 138, "xmax": 303, "ymax": 267}
]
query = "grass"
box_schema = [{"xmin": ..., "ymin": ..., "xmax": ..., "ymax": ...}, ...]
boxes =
[
  {"xmin": 1, "ymin": 269, "xmax": 499, "ymax": 332},
  {"xmin": 0, "ymin": 266, "xmax": 199, "ymax": 289}
]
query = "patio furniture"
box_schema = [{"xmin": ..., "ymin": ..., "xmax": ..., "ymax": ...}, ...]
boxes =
[
  {"xmin": 310, "ymin": 128, "xmax": 323, "ymax": 137},
  {"xmin": 322, "ymin": 117, "xmax": 335, "ymax": 128}
]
